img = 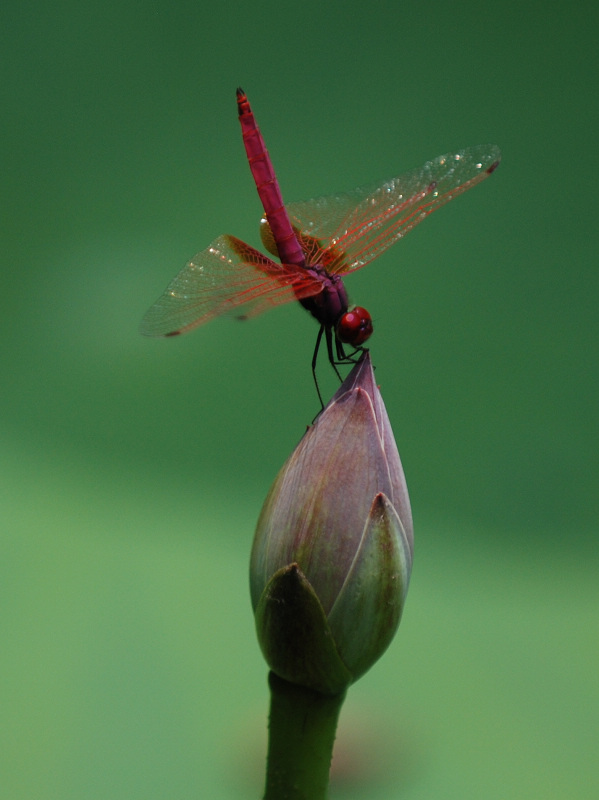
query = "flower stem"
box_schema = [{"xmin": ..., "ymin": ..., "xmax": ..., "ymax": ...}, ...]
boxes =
[{"xmin": 263, "ymin": 671, "xmax": 346, "ymax": 800}]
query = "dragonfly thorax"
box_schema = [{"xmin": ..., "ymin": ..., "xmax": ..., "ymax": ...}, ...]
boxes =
[
  {"xmin": 298, "ymin": 266, "xmax": 373, "ymax": 347},
  {"xmin": 299, "ymin": 266, "xmax": 349, "ymax": 328}
]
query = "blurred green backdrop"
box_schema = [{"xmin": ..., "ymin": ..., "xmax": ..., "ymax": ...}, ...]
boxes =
[{"xmin": 1, "ymin": 1, "xmax": 597, "ymax": 798}]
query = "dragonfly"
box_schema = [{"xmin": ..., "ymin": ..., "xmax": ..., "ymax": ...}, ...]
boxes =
[{"xmin": 141, "ymin": 89, "xmax": 500, "ymax": 400}]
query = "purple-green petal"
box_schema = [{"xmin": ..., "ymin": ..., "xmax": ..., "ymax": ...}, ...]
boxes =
[
  {"xmin": 254, "ymin": 563, "xmax": 353, "ymax": 694},
  {"xmin": 327, "ymin": 492, "xmax": 412, "ymax": 680}
]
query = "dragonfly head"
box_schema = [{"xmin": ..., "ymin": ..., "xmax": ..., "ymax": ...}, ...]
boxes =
[{"xmin": 336, "ymin": 306, "xmax": 373, "ymax": 347}]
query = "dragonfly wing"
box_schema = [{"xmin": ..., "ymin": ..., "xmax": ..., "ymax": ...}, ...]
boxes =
[
  {"xmin": 284, "ymin": 145, "xmax": 501, "ymax": 274},
  {"xmin": 140, "ymin": 234, "xmax": 323, "ymax": 337}
]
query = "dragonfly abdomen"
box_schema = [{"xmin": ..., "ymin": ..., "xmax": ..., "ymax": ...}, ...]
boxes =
[{"xmin": 237, "ymin": 88, "xmax": 305, "ymax": 268}]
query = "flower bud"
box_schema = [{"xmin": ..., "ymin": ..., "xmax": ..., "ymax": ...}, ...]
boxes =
[{"xmin": 250, "ymin": 353, "xmax": 413, "ymax": 694}]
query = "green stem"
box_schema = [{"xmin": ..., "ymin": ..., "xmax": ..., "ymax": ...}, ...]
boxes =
[{"xmin": 263, "ymin": 671, "xmax": 346, "ymax": 800}]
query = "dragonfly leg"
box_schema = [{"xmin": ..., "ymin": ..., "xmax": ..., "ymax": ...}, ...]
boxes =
[
  {"xmin": 311, "ymin": 325, "xmax": 326, "ymax": 409},
  {"xmin": 311, "ymin": 326, "xmax": 364, "ymax": 410},
  {"xmin": 325, "ymin": 325, "xmax": 344, "ymax": 383},
  {"xmin": 335, "ymin": 337, "xmax": 348, "ymax": 362},
  {"xmin": 334, "ymin": 336, "xmax": 365, "ymax": 366}
]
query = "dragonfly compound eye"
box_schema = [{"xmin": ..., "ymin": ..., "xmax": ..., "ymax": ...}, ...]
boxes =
[{"xmin": 336, "ymin": 307, "xmax": 373, "ymax": 346}]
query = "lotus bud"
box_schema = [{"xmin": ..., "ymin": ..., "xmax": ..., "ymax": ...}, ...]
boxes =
[{"xmin": 250, "ymin": 353, "xmax": 413, "ymax": 694}]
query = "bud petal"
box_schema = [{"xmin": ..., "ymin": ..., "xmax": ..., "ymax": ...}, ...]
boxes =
[
  {"xmin": 254, "ymin": 563, "xmax": 352, "ymax": 695},
  {"xmin": 327, "ymin": 492, "xmax": 412, "ymax": 681}
]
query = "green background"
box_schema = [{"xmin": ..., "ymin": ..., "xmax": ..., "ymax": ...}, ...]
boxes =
[{"xmin": 2, "ymin": 1, "xmax": 597, "ymax": 798}]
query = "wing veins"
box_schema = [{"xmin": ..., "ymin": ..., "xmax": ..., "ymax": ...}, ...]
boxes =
[{"xmin": 140, "ymin": 234, "xmax": 322, "ymax": 337}]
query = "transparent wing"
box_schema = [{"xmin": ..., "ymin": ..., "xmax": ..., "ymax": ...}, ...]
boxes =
[
  {"xmin": 281, "ymin": 145, "xmax": 501, "ymax": 275},
  {"xmin": 140, "ymin": 234, "xmax": 323, "ymax": 337}
]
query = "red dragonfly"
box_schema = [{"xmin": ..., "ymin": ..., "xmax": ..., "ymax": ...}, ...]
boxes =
[{"xmin": 141, "ymin": 89, "xmax": 500, "ymax": 396}]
